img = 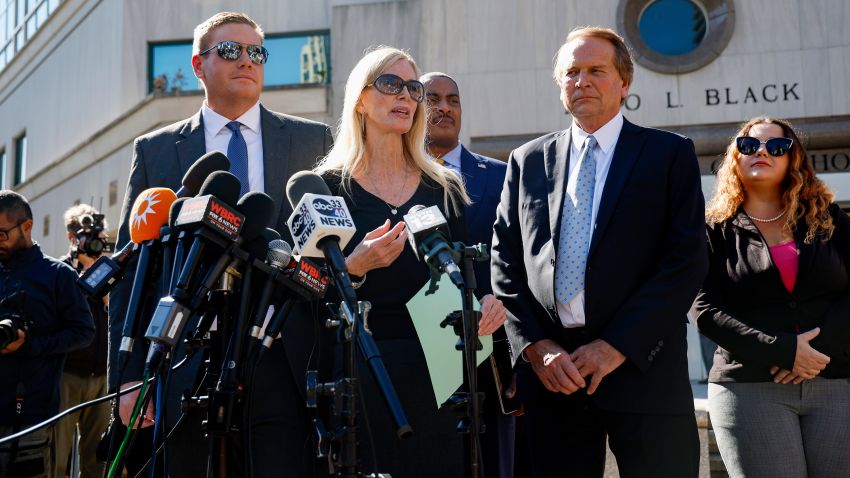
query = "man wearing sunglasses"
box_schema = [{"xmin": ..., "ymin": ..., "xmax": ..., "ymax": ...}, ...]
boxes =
[
  {"xmin": 491, "ymin": 27, "xmax": 707, "ymax": 477},
  {"xmin": 111, "ymin": 11, "xmax": 332, "ymax": 477},
  {"xmin": 422, "ymin": 72, "xmax": 516, "ymax": 478},
  {"xmin": 0, "ymin": 191, "xmax": 94, "ymax": 478}
]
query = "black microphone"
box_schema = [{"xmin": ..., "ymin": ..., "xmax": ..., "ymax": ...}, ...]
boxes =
[
  {"xmin": 247, "ymin": 236, "xmax": 291, "ymax": 343},
  {"xmin": 258, "ymin": 253, "xmax": 331, "ymax": 353},
  {"xmin": 403, "ymin": 204, "xmax": 464, "ymax": 288},
  {"xmin": 115, "ymin": 188, "xmax": 178, "ymax": 373},
  {"xmin": 285, "ymin": 171, "xmax": 358, "ymax": 306},
  {"xmin": 143, "ymin": 191, "xmax": 275, "ymax": 371},
  {"xmin": 168, "ymin": 197, "xmax": 190, "ymax": 291},
  {"xmin": 172, "ymin": 171, "xmax": 242, "ymax": 299},
  {"xmin": 176, "ymin": 151, "xmax": 230, "ymax": 197},
  {"xmin": 159, "ymin": 197, "xmax": 187, "ymax": 297}
]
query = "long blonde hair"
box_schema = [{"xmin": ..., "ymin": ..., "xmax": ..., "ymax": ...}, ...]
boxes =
[
  {"xmin": 705, "ymin": 116, "xmax": 834, "ymax": 243},
  {"xmin": 314, "ymin": 46, "xmax": 468, "ymax": 215}
]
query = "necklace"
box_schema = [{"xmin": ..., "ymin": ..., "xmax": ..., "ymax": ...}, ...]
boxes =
[
  {"xmin": 364, "ymin": 169, "xmax": 411, "ymax": 215},
  {"xmin": 745, "ymin": 209, "xmax": 786, "ymax": 223}
]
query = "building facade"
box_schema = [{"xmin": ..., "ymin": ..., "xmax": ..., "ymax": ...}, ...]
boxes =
[{"xmin": 1, "ymin": 0, "xmax": 848, "ymax": 378}]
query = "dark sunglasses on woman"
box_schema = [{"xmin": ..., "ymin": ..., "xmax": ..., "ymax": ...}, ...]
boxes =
[
  {"xmin": 200, "ymin": 40, "xmax": 269, "ymax": 65},
  {"xmin": 367, "ymin": 74, "xmax": 425, "ymax": 103},
  {"xmin": 736, "ymin": 136, "xmax": 793, "ymax": 157}
]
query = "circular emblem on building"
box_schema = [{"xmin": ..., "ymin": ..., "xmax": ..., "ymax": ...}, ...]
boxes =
[{"xmin": 617, "ymin": 0, "xmax": 735, "ymax": 74}]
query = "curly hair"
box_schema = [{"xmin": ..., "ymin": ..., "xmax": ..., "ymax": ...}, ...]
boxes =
[{"xmin": 705, "ymin": 116, "xmax": 834, "ymax": 243}]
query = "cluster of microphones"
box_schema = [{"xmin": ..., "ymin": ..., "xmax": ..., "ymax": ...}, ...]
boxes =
[{"xmin": 77, "ymin": 150, "xmax": 463, "ymax": 391}]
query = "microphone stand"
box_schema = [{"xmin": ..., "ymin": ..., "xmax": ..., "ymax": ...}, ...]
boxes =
[
  {"xmin": 439, "ymin": 242, "xmax": 488, "ymax": 478},
  {"xmin": 307, "ymin": 258, "xmax": 412, "ymax": 477},
  {"xmin": 205, "ymin": 263, "xmax": 242, "ymax": 478}
]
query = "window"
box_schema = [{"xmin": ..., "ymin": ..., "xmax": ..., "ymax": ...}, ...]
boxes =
[
  {"xmin": 148, "ymin": 31, "xmax": 330, "ymax": 94},
  {"xmin": 618, "ymin": 0, "xmax": 734, "ymax": 74},
  {"xmin": 638, "ymin": 0, "xmax": 706, "ymax": 55},
  {"xmin": 13, "ymin": 132, "xmax": 25, "ymax": 185},
  {"xmin": 0, "ymin": 149, "xmax": 5, "ymax": 189},
  {"xmin": 0, "ymin": 0, "xmax": 62, "ymax": 72},
  {"xmin": 109, "ymin": 180, "xmax": 118, "ymax": 206}
]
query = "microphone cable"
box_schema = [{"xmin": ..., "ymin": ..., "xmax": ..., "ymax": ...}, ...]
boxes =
[
  {"xmin": 131, "ymin": 413, "xmax": 186, "ymax": 478},
  {"xmin": 0, "ymin": 356, "xmax": 190, "ymax": 447},
  {"xmin": 107, "ymin": 371, "xmax": 156, "ymax": 478}
]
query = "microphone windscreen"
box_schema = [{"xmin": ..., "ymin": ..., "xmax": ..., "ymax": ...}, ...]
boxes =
[
  {"xmin": 168, "ymin": 197, "xmax": 188, "ymax": 228},
  {"xmin": 129, "ymin": 187, "xmax": 177, "ymax": 243},
  {"xmin": 182, "ymin": 152, "xmax": 230, "ymax": 196},
  {"xmin": 286, "ymin": 171, "xmax": 332, "ymax": 208},
  {"xmin": 244, "ymin": 228, "xmax": 280, "ymax": 259},
  {"xmin": 199, "ymin": 171, "xmax": 241, "ymax": 206},
  {"xmin": 267, "ymin": 239, "xmax": 292, "ymax": 268},
  {"xmin": 259, "ymin": 227, "xmax": 281, "ymax": 244},
  {"xmin": 243, "ymin": 234, "xmax": 271, "ymax": 259},
  {"xmin": 236, "ymin": 192, "xmax": 276, "ymax": 242}
]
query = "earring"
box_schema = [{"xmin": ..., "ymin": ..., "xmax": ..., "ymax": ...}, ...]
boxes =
[{"xmin": 360, "ymin": 111, "xmax": 366, "ymax": 138}]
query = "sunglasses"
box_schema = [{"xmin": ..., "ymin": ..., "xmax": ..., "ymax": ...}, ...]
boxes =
[
  {"xmin": 200, "ymin": 40, "xmax": 269, "ymax": 65},
  {"xmin": 736, "ymin": 136, "xmax": 793, "ymax": 157},
  {"xmin": 367, "ymin": 74, "xmax": 425, "ymax": 103}
]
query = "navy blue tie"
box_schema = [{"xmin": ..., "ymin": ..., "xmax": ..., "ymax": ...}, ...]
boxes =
[{"xmin": 226, "ymin": 121, "xmax": 250, "ymax": 196}]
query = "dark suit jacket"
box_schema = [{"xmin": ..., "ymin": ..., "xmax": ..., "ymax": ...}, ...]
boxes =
[
  {"xmin": 108, "ymin": 105, "xmax": 332, "ymax": 391},
  {"xmin": 491, "ymin": 118, "xmax": 708, "ymax": 415},
  {"xmin": 459, "ymin": 146, "xmax": 507, "ymax": 297},
  {"xmin": 694, "ymin": 205, "xmax": 850, "ymax": 382}
]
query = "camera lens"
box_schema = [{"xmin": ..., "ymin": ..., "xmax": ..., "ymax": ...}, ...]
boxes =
[
  {"xmin": 0, "ymin": 318, "xmax": 18, "ymax": 350},
  {"xmin": 88, "ymin": 238, "xmax": 104, "ymax": 254},
  {"xmin": 80, "ymin": 215, "xmax": 94, "ymax": 228}
]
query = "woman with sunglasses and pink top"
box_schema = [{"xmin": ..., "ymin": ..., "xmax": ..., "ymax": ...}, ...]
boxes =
[
  {"xmin": 313, "ymin": 47, "xmax": 469, "ymax": 476},
  {"xmin": 695, "ymin": 116, "xmax": 850, "ymax": 477}
]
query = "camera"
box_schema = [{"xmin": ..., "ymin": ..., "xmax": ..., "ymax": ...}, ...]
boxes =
[
  {"xmin": 74, "ymin": 213, "xmax": 115, "ymax": 258},
  {"xmin": 0, "ymin": 291, "xmax": 27, "ymax": 350},
  {"xmin": 0, "ymin": 314, "xmax": 25, "ymax": 350}
]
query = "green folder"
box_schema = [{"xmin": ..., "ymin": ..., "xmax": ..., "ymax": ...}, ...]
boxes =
[{"xmin": 407, "ymin": 274, "xmax": 493, "ymax": 409}]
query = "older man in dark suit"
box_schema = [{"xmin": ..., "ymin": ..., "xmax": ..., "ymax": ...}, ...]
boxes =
[
  {"xmin": 109, "ymin": 12, "xmax": 331, "ymax": 477},
  {"xmin": 491, "ymin": 27, "xmax": 708, "ymax": 477}
]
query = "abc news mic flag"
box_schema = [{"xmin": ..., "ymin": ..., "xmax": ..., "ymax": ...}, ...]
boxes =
[{"xmin": 288, "ymin": 194, "xmax": 356, "ymax": 257}]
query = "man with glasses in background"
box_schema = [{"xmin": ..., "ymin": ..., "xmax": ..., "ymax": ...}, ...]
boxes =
[
  {"xmin": 111, "ymin": 11, "xmax": 332, "ymax": 477},
  {"xmin": 0, "ymin": 191, "xmax": 94, "ymax": 478}
]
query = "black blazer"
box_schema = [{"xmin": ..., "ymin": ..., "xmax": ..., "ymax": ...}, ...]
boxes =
[
  {"xmin": 694, "ymin": 205, "xmax": 850, "ymax": 382},
  {"xmin": 491, "ymin": 118, "xmax": 708, "ymax": 414}
]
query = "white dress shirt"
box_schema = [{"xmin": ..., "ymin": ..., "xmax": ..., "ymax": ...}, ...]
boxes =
[
  {"xmin": 439, "ymin": 143, "xmax": 463, "ymax": 172},
  {"xmin": 202, "ymin": 101, "xmax": 265, "ymax": 193},
  {"xmin": 556, "ymin": 112, "xmax": 624, "ymax": 328}
]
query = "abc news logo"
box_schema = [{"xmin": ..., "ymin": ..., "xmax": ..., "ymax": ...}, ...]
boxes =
[{"xmin": 291, "ymin": 197, "xmax": 354, "ymax": 249}]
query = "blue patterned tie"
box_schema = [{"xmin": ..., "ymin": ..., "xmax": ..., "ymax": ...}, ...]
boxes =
[
  {"xmin": 226, "ymin": 121, "xmax": 250, "ymax": 197},
  {"xmin": 556, "ymin": 135, "xmax": 598, "ymax": 304}
]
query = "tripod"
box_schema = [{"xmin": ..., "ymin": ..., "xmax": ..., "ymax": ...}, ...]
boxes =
[
  {"xmin": 308, "ymin": 297, "xmax": 412, "ymax": 477},
  {"xmin": 439, "ymin": 243, "xmax": 488, "ymax": 478}
]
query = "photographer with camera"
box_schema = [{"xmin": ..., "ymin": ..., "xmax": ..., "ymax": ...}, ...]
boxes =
[
  {"xmin": 53, "ymin": 204, "xmax": 112, "ymax": 478},
  {"xmin": 0, "ymin": 191, "xmax": 94, "ymax": 477}
]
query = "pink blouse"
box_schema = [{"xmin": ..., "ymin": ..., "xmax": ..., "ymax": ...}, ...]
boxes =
[{"xmin": 769, "ymin": 240, "xmax": 798, "ymax": 293}]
